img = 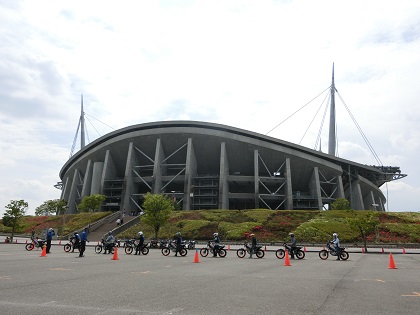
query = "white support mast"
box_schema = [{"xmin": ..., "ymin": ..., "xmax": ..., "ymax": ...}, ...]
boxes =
[
  {"xmin": 328, "ymin": 63, "xmax": 336, "ymax": 156},
  {"xmin": 80, "ymin": 94, "xmax": 85, "ymax": 149}
]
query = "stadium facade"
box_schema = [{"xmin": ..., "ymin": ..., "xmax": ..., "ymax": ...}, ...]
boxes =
[{"xmin": 58, "ymin": 120, "xmax": 405, "ymax": 214}]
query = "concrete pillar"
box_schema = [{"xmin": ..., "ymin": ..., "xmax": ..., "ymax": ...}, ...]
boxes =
[
  {"xmin": 254, "ymin": 150, "xmax": 259, "ymax": 209},
  {"xmin": 335, "ymin": 175, "xmax": 345, "ymax": 198},
  {"xmin": 67, "ymin": 169, "xmax": 81, "ymax": 214},
  {"xmin": 310, "ymin": 167, "xmax": 323, "ymax": 210},
  {"xmin": 101, "ymin": 150, "xmax": 117, "ymax": 195},
  {"xmin": 91, "ymin": 162, "xmax": 104, "ymax": 195},
  {"xmin": 184, "ymin": 138, "xmax": 197, "ymax": 210},
  {"xmin": 81, "ymin": 160, "xmax": 93, "ymax": 199},
  {"xmin": 122, "ymin": 142, "xmax": 138, "ymax": 212},
  {"xmin": 152, "ymin": 139, "xmax": 166, "ymax": 194},
  {"xmin": 285, "ymin": 158, "xmax": 293, "ymax": 210},
  {"xmin": 218, "ymin": 142, "xmax": 229, "ymax": 210},
  {"xmin": 350, "ymin": 180, "xmax": 364, "ymax": 210}
]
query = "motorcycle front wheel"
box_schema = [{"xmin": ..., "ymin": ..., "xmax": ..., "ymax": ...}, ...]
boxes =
[
  {"xmin": 162, "ymin": 248, "xmax": 170, "ymax": 256},
  {"xmin": 25, "ymin": 243, "xmax": 34, "ymax": 251},
  {"xmin": 296, "ymin": 250, "xmax": 305, "ymax": 259},
  {"xmin": 340, "ymin": 250, "xmax": 349, "ymax": 260},
  {"xmin": 200, "ymin": 248, "xmax": 209, "ymax": 257},
  {"xmin": 236, "ymin": 248, "xmax": 246, "ymax": 258},
  {"xmin": 142, "ymin": 247, "xmax": 149, "ymax": 255},
  {"xmin": 63, "ymin": 244, "xmax": 72, "ymax": 252},
  {"xmin": 275, "ymin": 249, "xmax": 285, "ymax": 259},
  {"xmin": 256, "ymin": 249, "xmax": 265, "ymax": 258},
  {"xmin": 125, "ymin": 246, "xmax": 133, "ymax": 255},
  {"xmin": 218, "ymin": 249, "xmax": 227, "ymax": 258},
  {"xmin": 94, "ymin": 245, "xmax": 103, "ymax": 254},
  {"xmin": 319, "ymin": 250, "xmax": 329, "ymax": 260},
  {"xmin": 180, "ymin": 248, "xmax": 187, "ymax": 256}
]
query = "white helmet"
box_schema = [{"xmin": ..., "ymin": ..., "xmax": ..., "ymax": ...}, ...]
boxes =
[
  {"xmin": 333, "ymin": 233, "xmax": 338, "ymax": 237},
  {"xmin": 213, "ymin": 232, "xmax": 218, "ymax": 236},
  {"xmin": 138, "ymin": 231, "xmax": 143, "ymax": 236}
]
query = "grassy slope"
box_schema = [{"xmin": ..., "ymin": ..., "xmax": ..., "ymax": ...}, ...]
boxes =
[{"xmin": 2, "ymin": 210, "xmax": 419, "ymax": 244}]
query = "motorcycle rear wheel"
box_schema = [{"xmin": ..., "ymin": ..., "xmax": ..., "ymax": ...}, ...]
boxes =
[
  {"xmin": 218, "ymin": 249, "xmax": 227, "ymax": 258},
  {"xmin": 162, "ymin": 248, "xmax": 170, "ymax": 256},
  {"xmin": 125, "ymin": 246, "xmax": 133, "ymax": 255},
  {"xmin": 200, "ymin": 248, "xmax": 209, "ymax": 257},
  {"xmin": 275, "ymin": 249, "xmax": 285, "ymax": 259},
  {"xmin": 142, "ymin": 247, "xmax": 149, "ymax": 255},
  {"xmin": 63, "ymin": 244, "xmax": 72, "ymax": 252},
  {"xmin": 236, "ymin": 248, "xmax": 246, "ymax": 258},
  {"xmin": 180, "ymin": 248, "xmax": 188, "ymax": 256},
  {"xmin": 319, "ymin": 250, "xmax": 329, "ymax": 260},
  {"xmin": 340, "ymin": 251, "xmax": 349, "ymax": 260},
  {"xmin": 296, "ymin": 250, "xmax": 305, "ymax": 259},
  {"xmin": 94, "ymin": 245, "xmax": 103, "ymax": 254},
  {"xmin": 256, "ymin": 249, "xmax": 265, "ymax": 258},
  {"xmin": 25, "ymin": 243, "xmax": 34, "ymax": 251}
]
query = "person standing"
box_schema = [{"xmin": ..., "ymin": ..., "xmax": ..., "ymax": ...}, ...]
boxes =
[
  {"xmin": 79, "ymin": 228, "xmax": 88, "ymax": 257},
  {"xmin": 288, "ymin": 233, "xmax": 297, "ymax": 259},
  {"xmin": 249, "ymin": 233, "xmax": 257, "ymax": 258},
  {"xmin": 46, "ymin": 228, "xmax": 55, "ymax": 254},
  {"xmin": 174, "ymin": 232, "xmax": 182, "ymax": 257},
  {"xmin": 135, "ymin": 231, "xmax": 145, "ymax": 255},
  {"xmin": 71, "ymin": 232, "xmax": 80, "ymax": 253},
  {"xmin": 212, "ymin": 232, "xmax": 221, "ymax": 257}
]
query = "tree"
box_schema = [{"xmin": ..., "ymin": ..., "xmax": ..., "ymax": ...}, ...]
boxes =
[
  {"xmin": 330, "ymin": 198, "xmax": 351, "ymax": 210},
  {"xmin": 141, "ymin": 193, "xmax": 174, "ymax": 239},
  {"xmin": 35, "ymin": 199, "xmax": 67, "ymax": 216},
  {"xmin": 3, "ymin": 200, "xmax": 28, "ymax": 241},
  {"xmin": 346, "ymin": 210, "xmax": 379, "ymax": 252},
  {"xmin": 78, "ymin": 194, "xmax": 106, "ymax": 212}
]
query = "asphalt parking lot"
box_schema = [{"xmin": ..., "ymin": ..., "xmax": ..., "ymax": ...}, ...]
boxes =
[{"xmin": 0, "ymin": 243, "xmax": 419, "ymax": 315}]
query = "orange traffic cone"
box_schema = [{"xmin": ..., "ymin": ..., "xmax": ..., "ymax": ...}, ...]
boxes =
[
  {"xmin": 303, "ymin": 246, "xmax": 306, "ymax": 252},
  {"xmin": 382, "ymin": 247, "xmax": 385, "ymax": 254},
  {"xmin": 111, "ymin": 247, "xmax": 119, "ymax": 260},
  {"xmin": 361, "ymin": 247, "xmax": 365, "ymax": 253},
  {"xmin": 227, "ymin": 244, "xmax": 231, "ymax": 251},
  {"xmin": 40, "ymin": 245, "xmax": 47, "ymax": 257},
  {"xmin": 388, "ymin": 253, "xmax": 397, "ymax": 269},
  {"xmin": 26, "ymin": 240, "xmax": 28, "ymax": 244},
  {"xmin": 264, "ymin": 245, "xmax": 267, "ymax": 251},
  {"xmin": 59, "ymin": 240, "xmax": 61, "ymax": 245},
  {"xmin": 284, "ymin": 251, "xmax": 291, "ymax": 266},
  {"xmin": 193, "ymin": 249, "xmax": 200, "ymax": 263},
  {"xmin": 15, "ymin": 239, "xmax": 18, "ymax": 244},
  {"xmin": 402, "ymin": 247, "xmax": 406, "ymax": 254}
]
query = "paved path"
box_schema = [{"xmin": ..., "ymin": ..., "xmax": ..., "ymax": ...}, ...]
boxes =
[{"xmin": 1, "ymin": 243, "xmax": 419, "ymax": 314}]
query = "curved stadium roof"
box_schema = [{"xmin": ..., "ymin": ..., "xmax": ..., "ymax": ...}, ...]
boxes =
[{"xmin": 59, "ymin": 121, "xmax": 405, "ymax": 214}]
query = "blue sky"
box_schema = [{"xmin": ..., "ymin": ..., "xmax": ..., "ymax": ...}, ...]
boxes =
[{"xmin": 1, "ymin": 0, "xmax": 419, "ymax": 215}]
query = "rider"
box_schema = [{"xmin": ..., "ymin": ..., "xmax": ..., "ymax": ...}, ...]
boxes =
[
  {"xmin": 331, "ymin": 233, "xmax": 341, "ymax": 260},
  {"xmin": 71, "ymin": 232, "xmax": 81, "ymax": 253},
  {"xmin": 104, "ymin": 231, "xmax": 115, "ymax": 254},
  {"xmin": 249, "ymin": 233, "xmax": 257, "ymax": 258},
  {"xmin": 212, "ymin": 232, "xmax": 221, "ymax": 257},
  {"xmin": 288, "ymin": 232, "xmax": 297, "ymax": 259},
  {"xmin": 174, "ymin": 232, "xmax": 182, "ymax": 257},
  {"xmin": 135, "ymin": 231, "xmax": 145, "ymax": 255}
]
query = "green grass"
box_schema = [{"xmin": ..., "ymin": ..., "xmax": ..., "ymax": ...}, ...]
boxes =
[{"xmin": 2, "ymin": 210, "xmax": 419, "ymax": 244}]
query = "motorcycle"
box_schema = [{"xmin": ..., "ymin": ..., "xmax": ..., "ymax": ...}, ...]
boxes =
[
  {"xmin": 161, "ymin": 240, "xmax": 188, "ymax": 256},
  {"xmin": 236, "ymin": 242, "xmax": 265, "ymax": 258},
  {"xmin": 63, "ymin": 239, "xmax": 81, "ymax": 253},
  {"xmin": 319, "ymin": 243, "xmax": 349, "ymax": 260},
  {"xmin": 124, "ymin": 239, "xmax": 150, "ymax": 255},
  {"xmin": 200, "ymin": 241, "xmax": 227, "ymax": 258},
  {"xmin": 186, "ymin": 240, "xmax": 196, "ymax": 250},
  {"xmin": 25, "ymin": 237, "xmax": 47, "ymax": 251},
  {"xmin": 276, "ymin": 243, "xmax": 305, "ymax": 259},
  {"xmin": 95, "ymin": 239, "xmax": 116, "ymax": 254}
]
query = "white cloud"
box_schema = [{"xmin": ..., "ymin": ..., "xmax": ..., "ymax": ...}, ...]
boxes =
[{"xmin": 1, "ymin": 0, "xmax": 419, "ymax": 215}]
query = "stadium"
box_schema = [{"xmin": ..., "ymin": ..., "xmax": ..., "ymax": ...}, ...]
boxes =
[{"xmin": 58, "ymin": 119, "xmax": 405, "ymax": 214}]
